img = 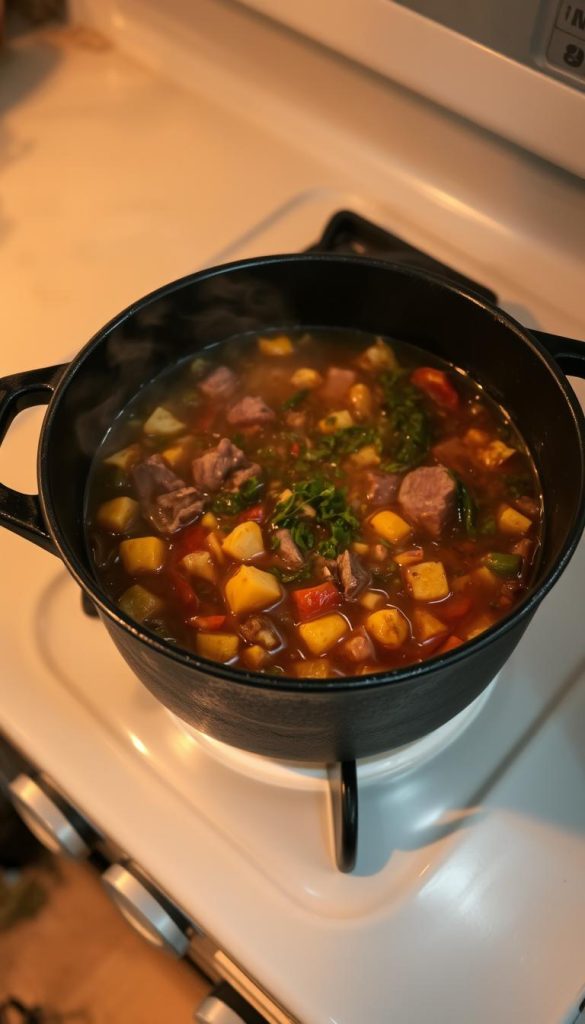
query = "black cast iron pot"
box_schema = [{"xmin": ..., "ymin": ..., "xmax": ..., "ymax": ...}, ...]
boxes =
[{"xmin": 1, "ymin": 255, "xmax": 584, "ymax": 764}]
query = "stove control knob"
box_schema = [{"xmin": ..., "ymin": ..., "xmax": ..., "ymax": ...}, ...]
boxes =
[
  {"xmin": 102, "ymin": 864, "xmax": 190, "ymax": 958},
  {"xmin": 8, "ymin": 774, "xmax": 91, "ymax": 858}
]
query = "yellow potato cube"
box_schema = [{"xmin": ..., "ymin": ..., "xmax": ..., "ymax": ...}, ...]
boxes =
[
  {"xmin": 291, "ymin": 367, "xmax": 322, "ymax": 389},
  {"xmin": 222, "ymin": 521, "xmax": 265, "ymax": 561},
  {"xmin": 118, "ymin": 584, "xmax": 164, "ymax": 622},
  {"xmin": 201, "ymin": 511, "xmax": 219, "ymax": 530},
  {"xmin": 465, "ymin": 614, "xmax": 496, "ymax": 640},
  {"xmin": 351, "ymin": 541, "xmax": 370, "ymax": 556},
  {"xmin": 464, "ymin": 428, "xmax": 490, "ymax": 446},
  {"xmin": 119, "ymin": 537, "xmax": 167, "ymax": 574},
  {"xmin": 405, "ymin": 561, "xmax": 450, "ymax": 602},
  {"xmin": 195, "ymin": 632, "xmax": 240, "ymax": 662},
  {"xmin": 348, "ymin": 383, "xmax": 373, "ymax": 420},
  {"xmin": 278, "ymin": 488, "xmax": 293, "ymax": 504},
  {"xmin": 370, "ymin": 510, "xmax": 412, "ymax": 546},
  {"xmin": 96, "ymin": 497, "xmax": 139, "ymax": 533},
  {"xmin": 294, "ymin": 659, "xmax": 333, "ymax": 678},
  {"xmin": 365, "ymin": 608, "xmax": 410, "ymax": 648},
  {"xmin": 298, "ymin": 614, "xmax": 349, "ymax": 656},
  {"xmin": 242, "ymin": 644, "xmax": 269, "ymax": 670},
  {"xmin": 181, "ymin": 550, "xmax": 217, "ymax": 584},
  {"xmin": 452, "ymin": 573, "xmax": 473, "ymax": 592},
  {"xmin": 351, "ymin": 445, "xmax": 380, "ymax": 468},
  {"xmin": 103, "ymin": 444, "xmax": 141, "ymax": 471},
  {"xmin": 161, "ymin": 444, "xmax": 185, "ymax": 469},
  {"xmin": 359, "ymin": 338, "xmax": 397, "ymax": 370},
  {"xmin": 207, "ymin": 530, "xmax": 227, "ymax": 565},
  {"xmin": 412, "ymin": 609, "xmax": 448, "ymax": 643},
  {"xmin": 225, "ymin": 566, "xmax": 282, "ymax": 615},
  {"xmin": 498, "ymin": 505, "xmax": 532, "ymax": 535},
  {"xmin": 471, "ymin": 566, "xmax": 499, "ymax": 590},
  {"xmin": 358, "ymin": 590, "xmax": 386, "ymax": 611},
  {"xmin": 478, "ymin": 440, "xmax": 516, "ymax": 469},
  {"xmin": 258, "ymin": 335, "xmax": 293, "ymax": 357},
  {"xmin": 318, "ymin": 410, "xmax": 354, "ymax": 433},
  {"xmin": 143, "ymin": 406, "xmax": 186, "ymax": 437}
]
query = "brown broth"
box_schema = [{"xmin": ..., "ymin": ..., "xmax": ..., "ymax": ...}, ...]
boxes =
[{"xmin": 85, "ymin": 329, "xmax": 542, "ymax": 678}]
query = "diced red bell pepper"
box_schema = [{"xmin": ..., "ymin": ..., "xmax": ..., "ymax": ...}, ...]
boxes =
[
  {"xmin": 168, "ymin": 570, "xmax": 200, "ymax": 613},
  {"xmin": 439, "ymin": 594, "xmax": 473, "ymax": 621},
  {"xmin": 190, "ymin": 614, "xmax": 226, "ymax": 630},
  {"xmin": 171, "ymin": 523, "xmax": 208, "ymax": 563},
  {"xmin": 290, "ymin": 441, "xmax": 301, "ymax": 457},
  {"xmin": 237, "ymin": 504, "xmax": 265, "ymax": 524},
  {"xmin": 411, "ymin": 367, "xmax": 459, "ymax": 411},
  {"xmin": 436, "ymin": 635, "xmax": 464, "ymax": 655},
  {"xmin": 291, "ymin": 582, "xmax": 341, "ymax": 621}
]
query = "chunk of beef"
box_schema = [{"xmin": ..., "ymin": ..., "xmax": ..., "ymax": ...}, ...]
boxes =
[
  {"xmin": 131, "ymin": 454, "xmax": 184, "ymax": 504},
  {"xmin": 227, "ymin": 396, "xmax": 276, "ymax": 426},
  {"xmin": 192, "ymin": 438, "xmax": 247, "ymax": 492},
  {"xmin": 275, "ymin": 528, "xmax": 303, "ymax": 568},
  {"xmin": 336, "ymin": 549, "xmax": 371, "ymax": 598},
  {"xmin": 343, "ymin": 629, "xmax": 374, "ymax": 663},
  {"xmin": 228, "ymin": 462, "xmax": 262, "ymax": 491},
  {"xmin": 151, "ymin": 487, "xmax": 206, "ymax": 534},
  {"xmin": 199, "ymin": 365, "xmax": 237, "ymax": 399},
  {"xmin": 320, "ymin": 366, "xmax": 356, "ymax": 401},
  {"xmin": 398, "ymin": 465, "xmax": 456, "ymax": 537},
  {"xmin": 363, "ymin": 471, "xmax": 400, "ymax": 508},
  {"xmin": 240, "ymin": 615, "xmax": 280, "ymax": 650}
]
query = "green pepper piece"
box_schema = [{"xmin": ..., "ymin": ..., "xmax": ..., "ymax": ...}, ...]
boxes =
[{"xmin": 483, "ymin": 552, "xmax": 522, "ymax": 578}]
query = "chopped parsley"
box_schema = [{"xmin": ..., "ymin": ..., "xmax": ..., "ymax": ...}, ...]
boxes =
[
  {"xmin": 380, "ymin": 371, "xmax": 430, "ymax": 471},
  {"xmin": 211, "ymin": 476, "xmax": 264, "ymax": 516},
  {"xmin": 271, "ymin": 478, "xmax": 359, "ymax": 557},
  {"xmin": 282, "ymin": 388, "xmax": 310, "ymax": 411}
]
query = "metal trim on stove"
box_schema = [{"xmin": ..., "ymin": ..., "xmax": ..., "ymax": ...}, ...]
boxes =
[
  {"xmin": 8, "ymin": 774, "xmax": 93, "ymax": 859},
  {"xmin": 102, "ymin": 863, "xmax": 192, "ymax": 957}
]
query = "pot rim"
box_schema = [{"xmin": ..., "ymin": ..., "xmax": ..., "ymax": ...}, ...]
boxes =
[{"xmin": 38, "ymin": 253, "xmax": 585, "ymax": 695}]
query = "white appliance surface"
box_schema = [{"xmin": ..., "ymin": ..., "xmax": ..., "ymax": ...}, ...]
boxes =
[{"xmin": 0, "ymin": 10, "xmax": 584, "ymax": 1024}]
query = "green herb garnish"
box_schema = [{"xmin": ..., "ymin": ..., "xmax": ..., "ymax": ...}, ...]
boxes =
[
  {"xmin": 269, "ymin": 563, "xmax": 313, "ymax": 584},
  {"xmin": 456, "ymin": 479, "xmax": 477, "ymax": 536},
  {"xmin": 282, "ymin": 388, "xmax": 310, "ymax": 411},
  {"xmin": 380, "ymin": 371, "xmax": 430, "ymax": 471},
  {"xmin": 211, "ymin": 476, "xmax": 264, "ymax": 516},
  {"xmin": 272, "ymin": 478, "xmax": 359, "ymax": 557}
]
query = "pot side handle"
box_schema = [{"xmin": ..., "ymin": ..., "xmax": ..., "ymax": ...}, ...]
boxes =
[
  {"xmin": 531, "ymin": 330, "xmax": 585, "ymax": 379},
  {"xmin": 0, "ymin": 364, "xmax": 68, "ymax": 554}
]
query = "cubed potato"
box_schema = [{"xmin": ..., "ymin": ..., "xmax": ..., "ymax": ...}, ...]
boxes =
[
  {"xmin": 120, "ymin": 537, "xmax": 167, "ymax": 574},
  {"xmin": 351, "ymin": 445, "xmax": 380, "ymax": 468},
  {"xmin": 298, "ymin": 614, "xmax": 349, "ymax": 656},
  {"xmin": 405, "ymin": 561, "xmax": 450, "ymax": 602},
  {"xmin": 222, "ymin": 521, "xmax": 265, "ymax": 561},
  {"xmin": 103, "ymin": 444, "xmax": 141, "ymax": 471},
  {"xmin": 471, "ymin": 566, "xmax": 499, "ymax": 590},
  {"xmin": 318, "ymin": 410, "xmax": 354, "ymax": 434},
  {"xmin": 195, "ymin": 632, "xmax": 240, "ymax": 662},
  {"xmin": 464, "ymin": 614, "xmax": 496, "ymax": 640},
  {"xmin": 225, "ymin": 566, "xmax": 282, "ymax": 615},
  {"xmin": 478, "ymin": 440, "xmax": 516, "ymax": 469},
  {"xmin": 242, "ymin": 644, "xmax": 269, "ymax": 670},
  {"xmin": 258, "ymin": 335, "xmax": 293, "ymax": 357},
  {"xmin": 143, "ymin": 406, "xmax": 186, "ymax": 437},
  {"xmin": 294, "ymin": 659, "xmax": 333, "ymax": 678},
  {"xmin": 370, "ymin": 510, "xmax": 412, "ymax": 546},
  {"xmin": 351, "ymin": 541, "xmax": 370, "ymax": 556},
  {"xmin": 201, "ymin": 511, "xmax": 219, "ymax": 530},
  {"xmin": 291, "ymin": 367, "xmax": 322, "ymax": 389},
  {"xmin": 118, "ymin": 584, "xmax": 164, "ymax": 622},
  {"xmin": 207, "ymin": 530, "xmax": 227, "ymax": 565},
  {"xmin": 161, "ymin": 443, "xmax": 186, "ymax": 469},
  {"xmin": 452, "ymin": 573, "xmax": 473, "ymax": 593},
  {"xmin": 413, "ymin": 609, "xmax": 448, "ymax": 643},
  {"xmin": 370, "ymin": 543, "xmax": 388, "ymax": 563},
  {"xmin": 358, "ymin": 590, "xmax": 386, "ymax": 611},
  {"xmin": 464, "ymin": 428, "xmax": 490, "ymax": 446},
  {"xmin": 365, "ymin": 608, "xmax": 410, "ymax": 648},
  {"xmin": 358, "ymin": 338, "xmax": 397, "ymax": 370},
  {"xmin": 348, "ymin": 383, "xmax": 373, "ymax": 420},
  {"xmin": 497, "ymin": 505, "xmax": 532, "ymax": 535},
  {"xmin": 277, "ymin": 488, "xmax": 293, "ymax": 504},
  {"xmin": 181, "ymin": 549, "xmax": 217, "ymax": 584},
  {"xmin": 394, "ymin": 547, "xmax": 424, "ymax": 567},
  {"xmin": 96, "ymin": 497, "xmax": 139, "ymax": 533}
]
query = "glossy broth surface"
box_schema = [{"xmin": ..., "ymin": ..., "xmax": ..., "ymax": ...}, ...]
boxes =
[{"xmin": 86, "ymin": 329, "xmax": 542, "ymax": 678}]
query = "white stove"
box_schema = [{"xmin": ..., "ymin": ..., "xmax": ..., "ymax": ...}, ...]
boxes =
[{"xmin": 1, "ymin": 4, "xmax": 584, "ymax": 1023}]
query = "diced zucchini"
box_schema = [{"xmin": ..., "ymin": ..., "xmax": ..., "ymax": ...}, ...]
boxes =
[
  {"xmin": 143, "ymin": 406, "xmax": 186, "ymax": 438},
  {"xmin": 225, "ymin": 566, "xmax": 282, "ymax": 615},
  {"xmin": 181, "ymin": 550, "xmax": 217, "ymax": 584},
  {"xmin": 294, "ymin": 659, "xmax": 333, "ymax": 678},
  {"xmin": 370, "ymin": 510, "xmax": 412, "ymax": 546},
  {"xmin": 318, "ymin": 410, "xmax": 354, "ymax": 434},
  {"xmin": 291, "ymin": 367, "xmax": 322, "ymax": 389},
  {"xmin": 258, "ymin": 335, "xmax": 293, "ymax": 357},
  {"xmin": 195, "ymin": 632, "xmax": 240, "ymax": 662},
  {"xmin": 242, "ymin": 644, "xmax": 269, "ymax": 670},
  {"xmin": 351, "ymin": 445, "xmax": 380, "ymax": 468},
  {"xmin": 405, "ymin": 561, "xmax": 449, "ymax": 602},
  {"xmin": 412, "ymin": 609, "xmax": 448, "ymax": 643},
  {"xmin": 348, "ymin": 383, "xmax": 373, "ymax": 420},
  {"xmin": 201, "ymin": 511, "xmax": 219, "ymax": 530},
  {"xmin": 207, "ymin": 530, "xmax": 227, "ymax": 565},
  {"xmin": 96, "ymin": 496, "xmax": 139, "ymax": 533},
  {"xmin": 118, "ymin": 584, "xmax": 164, "ymax": 622},
  {"xmin": 103, "ymin": 444, "xmax": 141, "ymax": 471},
  {"xmin": 119, "ymin": 537, "xmax": 167, "ymax": 574},
  {"xmin": 497, "ymin": 505, "xmax": 532, "ymax": 535},
  {"xmin": 358, "ymin": 590, "xmax": 386, "ymax": 611},
  {"xmin": 365, "ymin": 608, "xmax": 409, "ymax": 648},
  {"xmin": 298, "ymin": 614, "xmax": 349, "ymax": 656},
  {"xmin": 222, "ymin": 521, "xmax": 265, "ymax": 561}
]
